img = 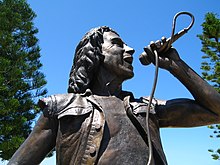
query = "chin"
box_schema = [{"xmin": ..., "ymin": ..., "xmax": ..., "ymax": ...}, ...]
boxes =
[
  {"xmin": 116, "ymin": 65, "xmax": 134, "ymax": 80},
  {"xmin": 122, "ymin": 71, "xmax": 134, "ymax": 80}
]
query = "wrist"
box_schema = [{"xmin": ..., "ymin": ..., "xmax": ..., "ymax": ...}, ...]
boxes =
[{"xmin": 168, "ymin": 59, "xmax": 185, "ymax": 76}]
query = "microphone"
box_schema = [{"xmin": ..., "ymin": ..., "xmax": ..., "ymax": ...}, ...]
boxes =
[{"xmin": 139, "ymin": 11, "xmax": 195, "ymax": 66}]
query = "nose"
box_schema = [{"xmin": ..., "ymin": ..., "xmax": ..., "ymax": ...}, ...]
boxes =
[
  {"xmin": 124, "ymin": 44, "xmax": 135, "ymax": 55},
  {"xmin": 124, "ymin": 44, "xmax": 134, "ymax": 64}
]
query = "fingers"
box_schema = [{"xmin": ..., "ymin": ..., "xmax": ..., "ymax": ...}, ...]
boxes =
[
  {"xmin": 149, "ymin": 37, "xmax": 171, "ymax": 54},
  {"xmin": 161, "ymin": 36, "xmax": 166, "ymax": 44}
]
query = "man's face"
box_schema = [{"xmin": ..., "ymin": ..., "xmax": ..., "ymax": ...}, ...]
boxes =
[{"xmin": 101, "ymin": 31, "xmax": 135, "ymax": 81}]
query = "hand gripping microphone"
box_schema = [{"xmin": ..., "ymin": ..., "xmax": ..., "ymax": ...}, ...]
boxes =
[{"xmin": 139, "ymin": 11, "xmax": 195, "ymax": 65}]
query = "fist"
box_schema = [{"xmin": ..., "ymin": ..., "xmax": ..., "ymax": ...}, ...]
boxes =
[{"xmin": 140, "ymin": 37, "xmax": 180, "ymax": 70}]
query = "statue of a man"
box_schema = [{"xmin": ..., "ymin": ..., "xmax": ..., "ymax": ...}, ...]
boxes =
[{"xmin": 8, "ymin": 26, "xmax": 220, "ymax": 165}]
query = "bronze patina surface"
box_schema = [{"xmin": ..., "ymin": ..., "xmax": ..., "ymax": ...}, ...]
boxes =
[{"xmin": 8, "ymin": 26, "xmax": 220, "ymax": 165}]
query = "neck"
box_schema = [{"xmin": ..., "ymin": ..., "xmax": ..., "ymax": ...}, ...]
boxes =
[{"xmin": 91, "ymin": 66, "xmax": 123, "ymax": 97}]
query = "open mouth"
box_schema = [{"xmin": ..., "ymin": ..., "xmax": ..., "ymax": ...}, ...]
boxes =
[{"xmin": 123, "ymin": 54, "xmax": 133, "ymax": 64}]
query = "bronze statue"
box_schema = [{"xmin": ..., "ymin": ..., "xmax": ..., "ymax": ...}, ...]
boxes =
[{"xmin": 8, "ymin": 26, "xmax": 220, "ymax": 165}]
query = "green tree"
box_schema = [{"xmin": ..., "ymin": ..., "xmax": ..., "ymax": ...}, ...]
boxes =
[
  {"xmin": 197, "ymin": 12, "xmax": 220, "ymax": 161},
  {"xmin": 0, "ymin": 0, "xmax": 47, "ymax": 160}
]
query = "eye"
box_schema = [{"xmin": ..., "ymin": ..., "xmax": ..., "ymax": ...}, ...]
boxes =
[{"xmin": 112, "ymin": 38, "xmax": 124, "ymax": 48}]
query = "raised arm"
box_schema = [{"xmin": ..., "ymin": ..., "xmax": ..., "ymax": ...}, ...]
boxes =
[
  {"xmin": 8, "ymin": 114, "xmax": 58, "ymax": 165},
  {"xmin": 145, "ymin": 47, "xmax": 220, "ymax": 127},
  {"xmin": 169, "ymin": 49, "xmax": 220, "ymax": 115}
]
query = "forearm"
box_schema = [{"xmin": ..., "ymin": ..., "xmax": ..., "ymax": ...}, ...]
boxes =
[
  {"xmin": 169, "ymin": 58, "xmax": 220, "ymax": 117},
  {"xmin": 8, "ymin": 114, "xmax": 58, "ymax": 165}
]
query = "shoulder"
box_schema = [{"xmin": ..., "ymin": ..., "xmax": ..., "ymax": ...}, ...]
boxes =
[
  {"xmin": 38, "ymin": 91, "xmax": 93, "ymax": 118},
  {"xmin": 140, "ymin": 96, "xmax": 166, "ymax": 106},
  {"xmin": 127, "ymin": 95, "xmax": 164, "ymax": 114}
]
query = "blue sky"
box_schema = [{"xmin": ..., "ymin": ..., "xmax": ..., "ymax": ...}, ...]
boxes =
[{"xmin": 2, "ymin": 1, "xmax": 220, "ymax": 165}]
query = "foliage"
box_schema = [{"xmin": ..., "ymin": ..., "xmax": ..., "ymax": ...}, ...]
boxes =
[
  {"xmin": 197, "ymin": 12, "xmax": 220, "ymax": 161},
  {"xmin": 0, "ymin": 0, "xmax": 47, "ymax": 160}
]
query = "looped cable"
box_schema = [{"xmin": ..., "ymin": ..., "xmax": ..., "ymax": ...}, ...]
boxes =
[
  {"xmin": 146, "ymin": 49, "xmax": 159, "ymax": 165},
  {"xmin": 166, "ymin": 11, "xmax": 195, "ymax": 52}
]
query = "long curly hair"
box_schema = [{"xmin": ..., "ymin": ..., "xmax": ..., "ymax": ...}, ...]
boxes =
[{"xmin": 68, "ymin": 26, "xmax": 119, "ymax": 93}]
